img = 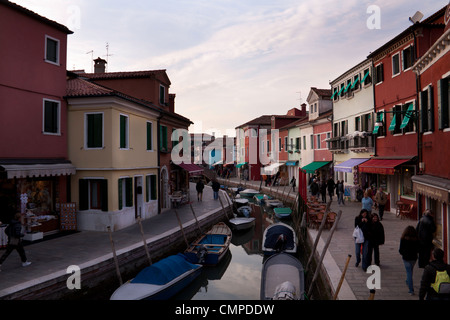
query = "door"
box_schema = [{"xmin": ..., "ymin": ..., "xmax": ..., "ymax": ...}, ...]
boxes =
[{"xmin": 134, "ymin": 176, "xmax": 143, "ymax": 218}]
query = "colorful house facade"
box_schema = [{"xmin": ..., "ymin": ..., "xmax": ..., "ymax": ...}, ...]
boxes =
[{"xmin": 0, "ymin": 1, "xmax": 75, "ymax": 237}]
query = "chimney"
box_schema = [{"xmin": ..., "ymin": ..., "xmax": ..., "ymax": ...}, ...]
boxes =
[
  {"xmin": 94, "ymin": 57, "xmax": 107, "ymax": 73},
  {"xmin": 169, "ymin": 94, "xmax": 176, "ymax": 113},
  {"xmin": 301, "ymin": 103, "xmax": 307, "ymax": 117}
]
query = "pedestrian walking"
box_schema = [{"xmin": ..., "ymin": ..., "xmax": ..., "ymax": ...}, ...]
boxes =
[
  {"xmin": 290, "ymin": 176, "xmax": 296, "ymax": 192},
  {"xmin": 336, "ymin": 180, "xmax": 345, "ymax": 205},
  {"xmin": 375, "ymin": 187, "xmax": 387, "ymax": 220},
  {"xmin": 416, "ymin": 209, "xmax": 437, "ymax": 268},
  {"xmin": 361, "ymin": 191, "xmax": 374, "ymax": 214},
  {"xmin": 0, "ymin": 213, "xmax": 32, "ymax": 271},
  {"xmin": 419, "ymin": 248, "xmax": 450, "ymax": 300},
  {"xmin": 399, "ymin": 226, "xmax": 420, "ymax": 295},
  {"xmin": 354, "ymin": 209, "xmax": 370, "ymax": 270},
  {"xmin": 212, "ymin": 179, "xmax": 220, "ymax": 200},
  {"xmin": 196, "ymin": 179, "xmax": 204, "ymax": 201},
  {"xmin": 327, "ymin": 177, "xmax": 335, "ymax": 202},
  {"xmin": 310, "ymin": 179, "xmax": 319, "ymax": 198},
  {"xmin": 367, "ymin": 213, "xmax": 385, "ymax": 267},
  {"xmin": 320, "ymin": 180, "xmax": 327, "ymax": 203}
]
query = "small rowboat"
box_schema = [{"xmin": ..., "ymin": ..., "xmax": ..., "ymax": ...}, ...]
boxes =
[
  {"xmin": 260, "ymin": 253, "xmax": 305, "ymax": 300},
  {"xmin": 239, "ymin": 189, "xmax": 259, "ymax": 198},
  {"xmin": 228, "ymin": 217, "xmax": 256, "ymax": 231},
  {"xmin": 273, "ymin": 207, "xmax": 292, "ymax": 219},
  {"xmin": 236, "ymin": 205, "xmax": 252, "ymax": 217},
  {"xmin": 184, "ymin": 222, "xmax": 232, "ymax": 266},
  {"xmin": 262, "ymin": 222, "xmax": 297, "ymax": 256},
  {"xmin": 265, "ymin": 199, "xmax": 283, "ymax": 207},
  {"xmin": 110, "ymin": 253, "xmax": 202, "ymax": 300}
]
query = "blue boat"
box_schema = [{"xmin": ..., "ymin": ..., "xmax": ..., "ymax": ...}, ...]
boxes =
[
  {"xmin": 110, "ymin": 253, "xmax": 202, "ymax": 300},
  {"xmin": 185, "ymin": 222, "xmax": 232, "ymax": 266}
]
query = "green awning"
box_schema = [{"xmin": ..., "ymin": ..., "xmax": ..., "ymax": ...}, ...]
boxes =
[
  {"xmin": 236, "ymin": 162, "xmax": 247, "ymax": 168},
  {"xmin": 400, "ymin": 104, "xmax": 415, "ymax": 129},
  {"xmin": 373, "ymin": 112, "xmax": 384, "ymax": 134},
  {"xmin": 301, "ymin": 161, "xmax": 331, "ymax": 174},
  {"xmin": 343, "ymin": 81, "xmax": 352, "ymax": 93},
  {"xmin": 388, "ymin": 114, "xmax": 397, "ymax": 131},
  {"xmin": 337, "ymin": 85, "xmax": 345, "ymax": 96},
  {"xmin": 350, "ymin": 75, "xmax": 360, "ymax": 89},
  {"xmin": 361, "ymin": 69, "xmax": 370, "ymax": 83}
]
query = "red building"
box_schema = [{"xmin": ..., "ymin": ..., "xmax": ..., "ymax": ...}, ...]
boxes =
[
  {"xmin": 364, "ymin": 7, "xmax": 446, "ymax": 216},
  {"xmin": 412, "ymin": 10, "xmax": 450, "ymax": 261},
  {"xmin": 0, "ymin": 1, "xmax": 75, "ymax": 236},
  {"xmin": 79, "ymin": 61, "xmax": 193, "ymax": 212}
]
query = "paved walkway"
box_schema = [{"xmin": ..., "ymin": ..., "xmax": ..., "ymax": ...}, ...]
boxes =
[
  {"xmin": 219, "ymin": 177, "xmax": 423, "ymax": 300},
  {"xmin": 0, "ymin": 184, "xmax": 230, "ymax": 299}
]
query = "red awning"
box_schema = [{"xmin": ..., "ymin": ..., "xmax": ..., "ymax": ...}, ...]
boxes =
[
  {"xmin": 358, "ymin": 159, "xmax": 411, "ymax": 175},
  {"xmin": 176, "ymin": 163, "xmax": 204, "ymax": 176}
]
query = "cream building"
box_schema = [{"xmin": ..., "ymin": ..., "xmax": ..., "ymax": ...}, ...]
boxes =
[{"xmin": 66, "ymin": 76, "xmax": 160, "ymax": 231}]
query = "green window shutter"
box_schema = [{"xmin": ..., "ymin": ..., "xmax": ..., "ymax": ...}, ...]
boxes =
[
  {"xmin": 160, "ymin": 125, "xmax": 168, "ymax": 150},
  {"xmin": 419, "ymin": 90, "xmax": 426, "ymax": 133},
  {"xmin": 125, "ymin": 178, "xmax": 133, "ymax": 207},
  {"xmin": 147, "ymin": 122, "xmax": 152, "ymax": 150},
  {"xmin": 150, "ymin": 175, "xmax": 157, "ymax": 200},
  {"xmin": 87, "ymin": 114, "xmax": 102, "ymax": 148},
  {"xmin": 388, "ymin": 114, "xmax": 397, "ymax": 132},
  {"xmin": 438, "ymin": 78, "xmax": 449, "ymax": 130},
  {"xmin": 172, "ymin": 128, "xmax": 179, "ymax": 147},
  {"xmin": 400, "ymin": 104, "xmax": 414, "ymax": 130},
  {"xmin": 428, "ymin": 86, "xmax": 434, "ymax": 132},
  {"xmin": 351, "ymin": 74, "xmax": 360, "ymax": 90},
  {"xmin": 79, "ymin": 179, "xmax": 89, "ymax": 210},
  {"xmin": 118, "ymin": 178, "xmax": 123, "ymax": 210},
  {"xmin": 100, "ymin": 180, "xmax": 108, "ymax": 212},
  {"xmin": 146, "ymin": 176, "xmax": 150, "ymax": 202},
  {"xmin": 120, "ymin": 115, "xmax": 127, "ymax": 149}
]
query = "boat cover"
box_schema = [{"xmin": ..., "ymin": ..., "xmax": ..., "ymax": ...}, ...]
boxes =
[
  {"xmin": 199, "ymin": 234, "xmax": 227, "ymax": 245},
  {"xmin": 131, "ymin": 253, "xmax": 200, "ymax": 285},
  {"xmin": 264, "ymin": 225, "xmax": 295, "ymax": 250}
]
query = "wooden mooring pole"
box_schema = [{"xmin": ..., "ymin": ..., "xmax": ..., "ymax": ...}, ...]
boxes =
[
  {"xmin": 107, "ymin": 226, "xmax": 123, "ymax": 285},
  {"xmin": 333, "ymin": 254, "xmax": 352, "ymax": 300},
  {"xmin": 137, "ymin": 217, "xmax": 152, "ymax": 266},
  {"xmin": 174, "ymin": 209, "xmax": 189, "ymax": 249}
]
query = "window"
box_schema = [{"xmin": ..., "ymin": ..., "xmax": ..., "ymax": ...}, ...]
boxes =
[
  {"xmin": 147, "ymin": 122, "xmax": 153, "ymax": 150},
  {"xmin": 160, "ymin": 125, "xmax": 168, "ymax": 151},
  {"xmin": 401, "ymin": 166, "xmax": 415, "ymax": 198},
  {"xmin": 119, "ymin": 114, "xmax": 129, "ymax": 149},
  {"xmin": 392, "ymin": 53, "xmax": 401, "ymax": 77},
  {"xmin": 279, "ymin": 138, "xmax": 282, "ymax": 152},
  {"xmin": 375, "ymin": 63, "xmax": 384, "ymax": 84},
  {"xmin": 420, "ymin": 86, "xmax": 434, "ymax": 133},
  {"xmin": 86, "ymin": 113, "xmax": 103, "ymax": 149},
  {"xmin": 401, "ymin": 103, "xmax": 416, "ymax": 133},
  {"xmin": 374, "ymin": 111, "xmax": 386, "ymax": 136},
  {"xmin": 296, "ymin": 137, "xmax": 300, "ymax": 151},
  {"xmin": 45, "ymin": 35, "xmax": 59, "ymax": 64},
  {"xmin": 79, "ymin": 179, "xmax": 108, "ymax": 211},
  {"xmin": 316, "ymin": 135, "xmax": 321, "ymax": 149},
  {"xmin": 159, "ymin": 85, "xmax": 165, "ymax": 105},
  {"xmin": 310, "ymin": 134, "xmax": 314, "ymax": 149},
  {"xmin": 438, "ymin": 76, "xmax": 450, "ymax": 130},
  {"xmin": 290, "ymin": 138, "xmax": 293, "ymax": 151},
  {"xmin": 402, "ymin": 46, "xmax": 414, "ymax": 70},
  {"xmin": 43, "ymin": 99, "xmax": 60, "ymax": 134},
  {"xmin": 390, "ymin": 103, "xmax": 416, "ymax": 134},
  {"xmin": 332, "ymin": 87, "xmax": 339, "ymax": 101},
  {"xmin": 326, "ymin": 132, "xmax": 331, "ymax": 149},
  {"xmin": 118, "ymin": 177, "xmax": 133, "ymax": 210},
  {"xmin": 355, "ymin": 116, "xmax": 360, "ymax": 131},
  {"xmin": 303, "ymin": 136, "xmax": 306, "ymax": 150},
  {"xmin": 390, "ymin": 105, "xmax": 402, "ymax": 134},
  {"xmin": 362, "ymin": 67, "xmax": 372, "ymax": 86},
  {"xmin": 351, "ymin": 73, "xmax": 361, "ymax": 92},
  {"xmin": 340, "ymin": 83, "xmax": 345, "ymax": 98},
  {"xmin": 146, "ymin": 175, "xmax": 157, "ymax": 201}
]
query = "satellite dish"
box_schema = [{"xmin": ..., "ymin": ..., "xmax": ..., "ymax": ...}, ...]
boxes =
[{"xmin": 409, "ymin": 11, "xmax": 424, "ymax": 24}]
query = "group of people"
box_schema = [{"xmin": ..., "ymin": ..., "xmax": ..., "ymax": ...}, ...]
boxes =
[
  {"xmin": 309, "ymin": 177, "xmax": 346, "ymax": 205},
  {"xmin": 195, "ymin": 178, "xmax": 221, "ymax": 201},
  {"xmin": 360, "ymin": 187, "xmax": 388, "ymax": 220}
]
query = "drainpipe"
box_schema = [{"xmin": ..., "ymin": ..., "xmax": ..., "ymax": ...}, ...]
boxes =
[
  {"xmin": 157, "ymin": 115, "xmax": 163, "ymax": 214},
  {"xmin": 371, "ymin": 60, "xmax": 377, "ymax": 157}
]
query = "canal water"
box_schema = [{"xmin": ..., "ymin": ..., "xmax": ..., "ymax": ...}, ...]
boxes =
[{"xmin": 171, "ymin": 200, "xmax": 304, "ymax": 300}]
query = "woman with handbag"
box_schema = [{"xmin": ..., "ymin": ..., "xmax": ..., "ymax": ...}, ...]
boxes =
[{"xmin": 354, "ymin": 209, "xmax": 370, "ymax": 270}]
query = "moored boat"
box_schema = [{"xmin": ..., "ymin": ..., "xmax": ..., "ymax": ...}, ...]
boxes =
[
  {"xmin": 236, "ymin": 205, "xmax": 252, "ymax": 217},
  {"xmin": 110, "ymin": 253, "xmax": 202, "ymax": 300},
  {"xmin": 273, "ymin": 207, "xmax": 292, "ymax": 219},
  {"xmin": 239, "ymin": 189, "xmax": 259, "ymax": 197},
  {"xmin": 262, "ymin": 222, "xmax": 297, "ymax": 255},
  {"xmin": 228, "ymin": 217, "xmax": 256, "ymax": 231},
  {"xmin": 184, "ymin": 222, "xmax": 232, "ymax": 266},
  {"xmin": 260, "ymin": 252, "xmax": 305, "ymax": 300}
]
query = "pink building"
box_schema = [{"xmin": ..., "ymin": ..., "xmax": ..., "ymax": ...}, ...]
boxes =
[{"xmin": 0, "ymin": 1, "xmax": 74, "ymax": 236}]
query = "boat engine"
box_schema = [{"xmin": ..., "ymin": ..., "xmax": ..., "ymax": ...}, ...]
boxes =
[
  {"xmin": 273, "ymin": 281, "xmax": 297, "ymax": 300},
  {"xmin": 196, "ymin": 245, "xmax": 208, "ymax": 264}
]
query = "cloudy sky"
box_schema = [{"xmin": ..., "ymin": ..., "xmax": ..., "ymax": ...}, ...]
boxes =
[{"xmin": 15, "ymin": 0, "xmax": 447, "ymax": 137}]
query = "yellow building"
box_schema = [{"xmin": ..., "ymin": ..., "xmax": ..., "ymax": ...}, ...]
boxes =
[{"xmin": 66, "ymin": 76, "xmax": 160, "ymax": 231}]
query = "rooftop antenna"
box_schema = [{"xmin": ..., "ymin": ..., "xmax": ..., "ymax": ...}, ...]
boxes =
[
  {"xmin": 296, "ymin": 91, "xmax": 303, "ymax": 104},
  {"xmin": 103, "ymin": 42, "xmax": 114, "ymax": 72},
  {"xmin": 409, "ymin": 11, "xmax": 424, "ymax": 24},
  {"xmin": 86, "ymin": 50, "xmax": 93, "ymax": 72}
]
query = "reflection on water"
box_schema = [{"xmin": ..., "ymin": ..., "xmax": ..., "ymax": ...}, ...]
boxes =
[{"xmin": 173, "ymin": 202, "xmax": 299, "ymax": 300}]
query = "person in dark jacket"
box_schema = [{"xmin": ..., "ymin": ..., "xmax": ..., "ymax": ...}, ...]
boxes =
[
  {"xmin": 320, "ymin": 180, "xmax": 327, "ymax": 203},
  {"xmin": 327, "ymin": 177, "xmax": 335, "ymax": 202},
  {"xmin": 310, "ymin": 179, "xmax": 319, "ymax": 198},
  {"xmin": 399, "ymin": 226, "xmax": 420, "ymax": 295},
  {"xmin": 336, "ymin": 180, "xmax": 345, "ymax": 205},
  {"xmin": 211, "ymin": 179, "xmax": 220, "ymax": 200},
  {"xmin": 0, "ymin": 213, "xmax": 31, "ymax": 271},
  {"xmin": 196, "ymin": 179, "xmax": 205, "ymax": 201},
  {"xmin": 367, "ymin": 213, "xmax": 385, "ymax": 267},
  {"xmin": 419, "ymin": 248, "xmax": 450, "ymax": 300},
  {"xmin": 354, "ymin": 209, "xmax": 370, "ymax": 270},
  {"xmin": 416, "ymin": 209, "xmax": 437, "ymax": 268}
]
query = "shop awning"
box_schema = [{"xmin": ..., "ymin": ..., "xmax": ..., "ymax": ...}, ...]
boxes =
[
  {"xmin": 261, "ymin": 162, "xmax": 283, "ymax": 175},
  {"xmin": 285, "ymin": 161, "xmax": 299, "ymax": 166},
  {"xmin": 412, "ymin": 175, "xmax": 450, "ymax": 203},
  {"xmin": 334, "ymin": 158, "xmax": 370, "ymax": 173},
  {"xmin": 236, "ymin": 162, "xmax": 248, "ymax": 168},
  {"xmin": 176, "ymin": 163, "xmax": 204, "ymax": 176},
  {"xmin": 0, "ymin": 163, "xmax": 76, "ymax": 179},
  {"xmin": 301, "ymin": 161, "xmax": 331, "ymax": 174},
  {"xmin": 400, "ymin": 103, "xmax": 415, "ymax": 129},
  {"xmin": 358, "ymin": 158, "xmax": 411, "ymax": 175}
]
